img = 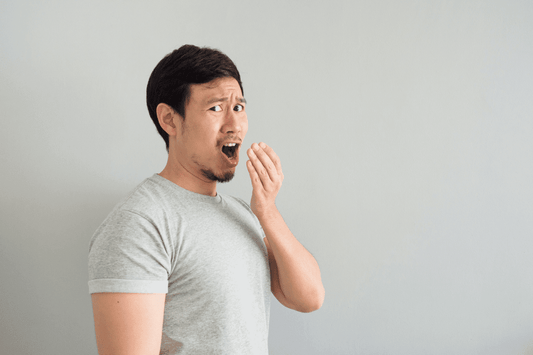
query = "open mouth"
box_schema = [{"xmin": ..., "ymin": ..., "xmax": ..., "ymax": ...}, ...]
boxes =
[{"xmin": 221, "ymin": 143, "xmax": 239, "ymax": 160}]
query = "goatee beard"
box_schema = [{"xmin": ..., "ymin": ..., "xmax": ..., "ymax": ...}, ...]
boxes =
[{"xmin": 201, "ymin": 169, "xmax": 235, "ymax": 183}]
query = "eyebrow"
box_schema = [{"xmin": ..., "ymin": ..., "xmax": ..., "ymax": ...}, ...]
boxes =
[{"xmin": 205, "ymin": 97, "xmax": 247, "ymax": 105}]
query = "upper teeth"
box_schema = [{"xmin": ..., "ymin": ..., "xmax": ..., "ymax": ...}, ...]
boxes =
[{"xmin": 224, "ymin": 143, "xmax": 237, "ymax": 147}]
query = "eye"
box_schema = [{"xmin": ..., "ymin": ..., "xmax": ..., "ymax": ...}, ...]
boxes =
[
  {"xmin": 210, "ymin": 105, "xmax": 222, "ymax": 112},
  {"xmin": 234, "ymin": 104, "xmax": 244, "ymax": 112}
]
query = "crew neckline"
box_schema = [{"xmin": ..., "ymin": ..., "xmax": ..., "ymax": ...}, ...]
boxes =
[{"xmin": 151, "ymin": 173, "xmax": 222, "ymax": 204}]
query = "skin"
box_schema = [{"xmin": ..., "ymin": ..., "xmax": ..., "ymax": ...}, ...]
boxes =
[
  {"xmin": 157, "ymin": 76, "xmax": 324, "ymax": 311},
  {"xmin": 92, "ymin": 293, "xmax": 166, "ymax": 355},
  {"xmin": 92, "ymin": 77, "xmax": 324, "ymax": 355},
  {"xmin": 158, "ymin": 77, "xmax": 248, "ymax": 196},
  {"xmin": 246, "ymin": 142, "xmax": 325, "ymax": 312}
]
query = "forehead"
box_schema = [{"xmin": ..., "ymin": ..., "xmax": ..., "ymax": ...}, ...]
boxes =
[{"xmin": 189, "ymin": 77, "xmax": 243, "ymax": 103}]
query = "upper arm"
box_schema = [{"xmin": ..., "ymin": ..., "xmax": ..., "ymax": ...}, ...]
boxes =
[
  {"xmin": 91, "ymin": 292, "xmax": 166, "ymax": 355},
  {"xmin": 264, "ymin": 237, "xmax": 298, "ymax": 310}
]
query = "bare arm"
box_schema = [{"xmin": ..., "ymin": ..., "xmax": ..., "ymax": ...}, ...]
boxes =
[
  {"xmin": 246, "ymin": 142, "xmax": 325, "ymax": 312},
  {"xmin": 91, "ymin": 293, "xmax": 166, "ymax": 355}
]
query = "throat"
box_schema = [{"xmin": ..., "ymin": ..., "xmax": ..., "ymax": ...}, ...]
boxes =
[{"xmin": 222, "ymin": 145, "xmax": 237, "ymax": 159}]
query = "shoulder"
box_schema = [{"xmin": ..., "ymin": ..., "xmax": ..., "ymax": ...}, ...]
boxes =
[
  {"xmin": 220, "ymin": 194, "xmax": 255, "ymax": 217},
  {"xmin": 219, "ymin": 194, "xmax": 263, "ymax": 230},
  {"xmin": 109, "ymin": 174, "xmax": 187, "ymax": 220},
  {"xmin": 91, "ymin": 175, "xmax": 182, "ymax": 242},
  {"xmin": 119, "ymin": 175, "xmax": 171, "ymax": 211}
]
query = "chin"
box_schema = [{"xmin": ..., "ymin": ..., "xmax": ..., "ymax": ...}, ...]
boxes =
[{"xmin": 201, "ymin": 169, "xmax": 235, "ymax": 183}]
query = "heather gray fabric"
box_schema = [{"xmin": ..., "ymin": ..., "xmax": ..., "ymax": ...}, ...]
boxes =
[{"xmin": 88, "ymin": 174, "xmax": 271, "ymax": 355}]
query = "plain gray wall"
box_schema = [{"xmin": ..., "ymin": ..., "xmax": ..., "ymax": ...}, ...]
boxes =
[{"xmin": 1, "ymin": 0, "xmax": 532, "ymax": 354}]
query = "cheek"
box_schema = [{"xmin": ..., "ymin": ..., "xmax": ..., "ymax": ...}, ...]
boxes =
[
  {"xmin": 184, "ymin": 126, "xmax": 214, "ymax": 150},
  {"xmin": 242, "ymin": 116, "xmax": 249, "ymax": 136}
]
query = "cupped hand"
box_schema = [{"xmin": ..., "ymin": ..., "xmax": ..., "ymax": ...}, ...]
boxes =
[{"xmin": 246, "ymin": 142, "xmax": 284, "ymax": 218}]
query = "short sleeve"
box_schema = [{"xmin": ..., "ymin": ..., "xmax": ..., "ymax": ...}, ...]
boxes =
[{"xmin": 88, "ymin": 209, "xmax": 171, "ymax": 294}]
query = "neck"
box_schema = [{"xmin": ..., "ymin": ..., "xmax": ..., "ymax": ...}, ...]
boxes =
[{"xmin": 159, "ymin": 158, "xmax": 217, "ymax": 197}]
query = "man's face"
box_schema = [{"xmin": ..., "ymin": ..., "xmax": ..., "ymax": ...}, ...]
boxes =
[{"xmin": 174, "ymin": 77, "xmax": 248, "ymax": 183}]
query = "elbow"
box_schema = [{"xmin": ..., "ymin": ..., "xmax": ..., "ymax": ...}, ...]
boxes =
[
  {"xmin": 297, "ymin": 286, "xmax": 325, "ymax": 313},
  {"xmin": 298, "ymin": 302, "xmax": 322, "ymax": 313}
]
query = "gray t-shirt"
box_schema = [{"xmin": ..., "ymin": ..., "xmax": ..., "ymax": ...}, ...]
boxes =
[{"xmin": 88, "ymin": 174, "xmax": 271, "ymax": 354}]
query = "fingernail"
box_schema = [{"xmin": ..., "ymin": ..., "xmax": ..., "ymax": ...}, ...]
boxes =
[
  {"xmin": 252, "ymin": 143, "xmax": 259, "ymax": 151},
  {"xmin": 259, "ymin": 142, "xmax": 266, "ymax": 149}
]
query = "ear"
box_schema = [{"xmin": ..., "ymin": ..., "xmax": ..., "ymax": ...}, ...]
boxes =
[{"xmin": 156, "ymin": 103, "xmax": 182, "ymax": 136}]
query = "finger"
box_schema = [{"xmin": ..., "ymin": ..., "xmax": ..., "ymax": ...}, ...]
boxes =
[
  {"xmin": 258, "ymin": 142, "xmax": 283, "ymax": 177},
  {"xmin": 246, "ymin": 159, "xmax": 264, "ymax": 190},
  {"xmin": 251, "ymin": 143, "xmax": 278, "ymax": 181},
  {"xmin": 247, "ymin": 148, "xmax": 271, "ymax": 186}
]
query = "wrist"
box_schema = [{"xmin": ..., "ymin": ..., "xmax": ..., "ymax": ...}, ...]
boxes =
[{"xmin": 254, "ymin": 203, "xmax": 279, "ymax": 222}]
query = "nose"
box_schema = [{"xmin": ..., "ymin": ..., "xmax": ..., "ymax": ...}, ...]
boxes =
[{"xmin": 221, "ymin": 108, "xmax": 245, "ymax": 134}]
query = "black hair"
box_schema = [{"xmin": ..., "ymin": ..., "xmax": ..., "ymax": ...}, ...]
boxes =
[{"xmin": 146, "ymin": 44, "xmax": 244, "ymax": 151}]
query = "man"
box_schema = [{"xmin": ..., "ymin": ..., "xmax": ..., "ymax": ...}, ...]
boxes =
[{"xmin": 88, "ymin": 45, "xmax": 324, "ymax": 355}]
